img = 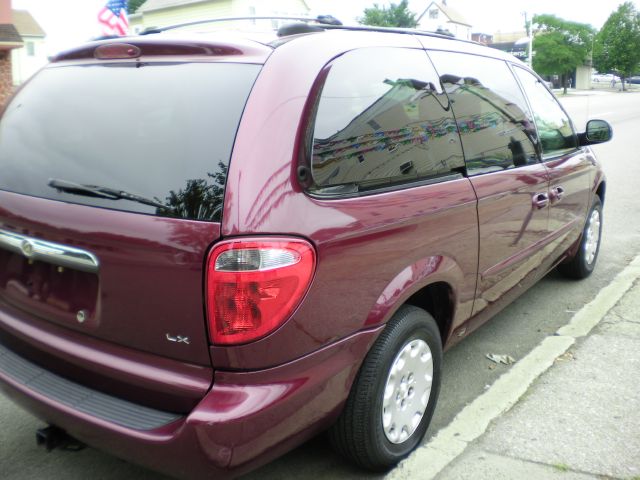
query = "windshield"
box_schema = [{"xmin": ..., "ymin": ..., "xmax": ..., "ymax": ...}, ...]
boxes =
[{"xmin": 0, "ymin": 62, "xmax": 261, "ymax": 222}]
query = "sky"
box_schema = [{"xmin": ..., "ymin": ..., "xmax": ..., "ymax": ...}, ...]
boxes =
[
  {"xmin": 306, "ymin": 0, "xmax": 638, "ymax": 32},
  {"xmin": 13, "ymin": 0, "xmax": 640, "ymax": 56}
]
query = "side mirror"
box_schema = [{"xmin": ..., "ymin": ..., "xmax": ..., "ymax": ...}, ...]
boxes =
[{"xmin": 580, "ymin": 119, "xmax": 612, "ymax": 146}]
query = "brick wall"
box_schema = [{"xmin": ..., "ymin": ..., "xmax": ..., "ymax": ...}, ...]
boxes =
[{"xmin": 0, "ymin": 50, "xmax": 12, "ymax": 104}]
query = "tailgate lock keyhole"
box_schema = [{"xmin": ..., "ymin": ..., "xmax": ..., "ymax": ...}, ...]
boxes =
[
  {"xmin": 20, "ymin": 239, "xmax": 35, "ymax": 258},
  {"xmin": 76, "ymin": 310, "xmax": 89, "ymax": 323}
]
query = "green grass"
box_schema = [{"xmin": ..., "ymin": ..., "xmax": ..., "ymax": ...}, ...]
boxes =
[{"xmin": 552, "ymin": 463, "xmax": 570, "ymax": 472}]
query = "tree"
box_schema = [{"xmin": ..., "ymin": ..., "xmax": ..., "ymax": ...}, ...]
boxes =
[
  {"xmin": 359, "ymin": 0, "xmax": 418, "ymax": 28},
  {"xmin": 128, "ymin": 0, "xmax": 146, "ymax": 14},
  {"xmin": 593, "ymin": 2, "xmax": 640, "ymax": 91},
  {"xmin": 159, "ymin": 162, "xmax": 228, "ymax": 221},
  {"xmin": 532, "ymin": 14, "xmax": 595, "ymax": 94}
]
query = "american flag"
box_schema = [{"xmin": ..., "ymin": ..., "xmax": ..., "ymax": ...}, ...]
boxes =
[{"xmin": 98, "ymin": 0, "xmax": 129, "ymax": 36}]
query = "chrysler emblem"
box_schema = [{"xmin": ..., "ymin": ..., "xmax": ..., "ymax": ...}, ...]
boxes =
[{"xmin": 20, "ymin": 239, "xmax": 35, "ymax": 258}]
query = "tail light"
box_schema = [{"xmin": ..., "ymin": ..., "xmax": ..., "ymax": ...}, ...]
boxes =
[{"xmin": 206, "ymin": 238, "xmax": 316, "ymax": 345}]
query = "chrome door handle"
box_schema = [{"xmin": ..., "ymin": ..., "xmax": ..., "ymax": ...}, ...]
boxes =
[
  {"xmin": 532, "ymin": 192, "xmax": 549, "ymax": 209},
  {"xmin": 0, "ymin": 228, "xmax": 99, "ymax": 273},
  {"xmin": 550, "ymin": 186, "xmax": 565, "ymax": 202}
]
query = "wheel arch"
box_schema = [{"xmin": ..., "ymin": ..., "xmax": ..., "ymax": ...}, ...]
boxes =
[
  {"xmin": 595, "ymin": 180, "xmax": 606, "ymax": 206},
  {"xmin": 364, "ymin": 255, "xmax": 462, "ymax": 347},
  {"xmin": 404, "ymin": 282, "xmax": 455, "ymax": 346}
]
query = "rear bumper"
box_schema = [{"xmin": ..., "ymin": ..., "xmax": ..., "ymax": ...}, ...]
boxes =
[{"xmin": 0, "ymin": 326, "xmax": 382, "ymax": 479}]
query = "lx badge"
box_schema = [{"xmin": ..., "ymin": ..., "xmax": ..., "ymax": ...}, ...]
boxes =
[{"xmin": 166, "ymin": 333, "xmax": 190, "ymax": 345}]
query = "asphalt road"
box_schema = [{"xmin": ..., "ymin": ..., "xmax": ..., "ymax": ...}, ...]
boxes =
[{"xmin": 2, "ymin": 91, "xmax": 639, "ymax": 480}]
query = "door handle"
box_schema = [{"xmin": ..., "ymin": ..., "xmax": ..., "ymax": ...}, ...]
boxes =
[
  {"xmin": 550, "ymin": 186, "xmax": 565, "ymax": 203},
  {"xmin": 532, "ymin": 192, "xmax": 549, "ymax": 209}
]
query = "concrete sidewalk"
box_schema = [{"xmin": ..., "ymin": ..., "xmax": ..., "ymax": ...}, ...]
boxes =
[
  {"xmin": 389, "ymin": 257, "xmax": 640, "ymax": 480},
  {"xmin": 555, "ymin": 86, "xmax": 640, "ymax": 96}
]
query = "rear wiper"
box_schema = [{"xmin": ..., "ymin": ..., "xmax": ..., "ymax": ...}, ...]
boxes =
[{"xmin": 48, "ymin": 178, "xmax": 168, "ymax": 209}]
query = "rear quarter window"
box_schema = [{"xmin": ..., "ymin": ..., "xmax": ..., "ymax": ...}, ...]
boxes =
[{"xmin": 0, "ymin": 62, "xmax": 261, "ymax": 222}]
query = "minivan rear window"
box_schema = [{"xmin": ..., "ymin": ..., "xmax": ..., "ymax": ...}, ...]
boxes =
[{"xmin": 0, "ymin": 62, "xmax": 261, "ymax": 222}]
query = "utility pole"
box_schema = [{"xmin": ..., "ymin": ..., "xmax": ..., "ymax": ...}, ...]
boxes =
[{"xmin": 524, "ymin": 11, "xmax": 533, "ymax": 68}]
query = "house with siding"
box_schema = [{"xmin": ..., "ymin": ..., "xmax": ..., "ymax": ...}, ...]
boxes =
[
  {"xmin": 130, "ymin": 0, "xmax": 310, "ymax": 34},
  {"xmin": 0, "ymin": 0, "xmax": 21, "ymax": 102},
  {"xmin": 11, "ymin": 10, "xmax": 46, "ymax": 86},
  {"xmin": 409, "ymin": 0, "xmax": 472, "ymax": 40}
]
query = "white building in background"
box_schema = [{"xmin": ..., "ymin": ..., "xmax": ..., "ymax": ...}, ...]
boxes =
[
  {"xmin": 409, "ymin": 0, "xmax": 472, "ymax": 40},
  {"xmin": 130, "ymin": 0, "xmax": 310, "ymax": 34},
  {"xmin": 11, "ymin": 9, "xmax": 46, "ymax": 85}
]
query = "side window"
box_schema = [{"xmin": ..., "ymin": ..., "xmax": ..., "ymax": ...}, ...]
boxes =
[
  {"xmin": 513, "ymin": 66, "xmax": 578, "ymax": 159},
  {"xmin": 427, "ymin": 51, "xmax": 539, "ymax": 176},
  {"xmin": 309, "ymin": 48, "xmax": 464, "ymax": 194}
]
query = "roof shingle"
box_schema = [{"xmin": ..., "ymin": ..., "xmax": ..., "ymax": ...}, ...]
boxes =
[
  {"xmin": 13, "ymin": 10, "xmax": 46, "ymax": 37},
  {"xmin": 0, "ymin": 24, "xmax": 22, "ymax": 44}
]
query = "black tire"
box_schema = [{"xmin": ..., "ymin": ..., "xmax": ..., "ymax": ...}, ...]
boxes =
[
  {"xmin": 558, "ymin": 196, "xmax": 603, "ymax": 279},
  {"xmin": 329, "ymin": 305, "xmax": 442, "ymax": 471}
]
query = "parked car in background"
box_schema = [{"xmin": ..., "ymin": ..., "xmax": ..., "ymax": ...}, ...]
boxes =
[
  {"xmin": 627, "ymin": 76, "xmax": 640, "ymax": 84},
  {"xmin": 592, "ymin": 72, "xmax": 620, "ymax": 84},
  {"xmin": 0, "ymin": 17, "xmax": 612, "ymax": 479}
]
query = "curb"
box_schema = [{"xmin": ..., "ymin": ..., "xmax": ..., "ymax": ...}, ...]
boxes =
[{"xmin": 387, "ymin": 254, "xmax": 640, "ymax": 480}]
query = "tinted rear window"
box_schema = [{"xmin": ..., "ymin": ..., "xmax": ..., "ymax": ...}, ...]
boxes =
[{"xmin": 0, "ymin": 62, "xmax": 261, "ymax": 222}]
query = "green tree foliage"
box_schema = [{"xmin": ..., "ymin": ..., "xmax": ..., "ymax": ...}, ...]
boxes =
[
  {"xmin": 128, "ymin": 0, "xmax": 146, "ymax": 14},
  {"xmin": 532, "ymin": 14, "xmax": 595, "ymax": 94},
  {"xmin": 359, "ymin": 0, "xmax": 418, "ymax": 28},
  {"xmin": 593, "ymin": 2, "xmax": 640, "ymax": 90}
]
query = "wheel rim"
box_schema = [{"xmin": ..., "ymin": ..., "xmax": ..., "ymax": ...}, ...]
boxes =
[
  {"xmin": 584, "ymin": 208, "xmax": 601, "ymax": 265},
  {"xmin": 382, "ymin": 338, "xmax": 433, "ymax": 444}
]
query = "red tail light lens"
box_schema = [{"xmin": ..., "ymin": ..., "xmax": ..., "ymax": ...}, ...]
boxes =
[{"xmin": 206, "ymin": 238, "xmax": 316, "ymax": 345}]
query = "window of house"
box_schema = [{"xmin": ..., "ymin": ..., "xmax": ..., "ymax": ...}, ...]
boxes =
[
  {"xmin": 513, "ymin": 66, "xmax": 578, "ymax": 159},
  {"xmin": 309, "ymin": 47, "xmax": 465, "ymax": 195},
  {"xmin": 428, "ymin": 51, "xmax": 539, "ymax": 176},
  {"xmin": 26, "ymin": 41, "xmax": 35, "ymax": 56},
  {"xmin": 429, "ymin": 9, "xmax": 439, "ymax": 19}
]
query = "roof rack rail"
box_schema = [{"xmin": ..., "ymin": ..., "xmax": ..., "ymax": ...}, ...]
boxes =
[
  {"xmin": 140, "ymin": 15, "xmax": 342, "ymax": 35},
  {"xmin": 138, "ymin": 15, "xmax": 474, "ymax": 45},
  {"xmin": 318, "ymin": 24, "xmax": 474, "ymax": 43}
]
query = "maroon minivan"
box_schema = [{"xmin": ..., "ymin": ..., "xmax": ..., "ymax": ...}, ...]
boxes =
[{"xmin": 0, "ymin": 18, "xmax": 611, "ymax": 479}]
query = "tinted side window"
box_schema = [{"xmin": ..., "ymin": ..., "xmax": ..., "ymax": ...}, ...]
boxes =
[
  {"xmin": 513, "ymin": 66, "xmax": 578, "ymax": 159},
  {"xmin": 428, "ymin": 51, "xmax": 539, "ymax": 176},
  {"xmin": 310, "ymin": 48, "xmax": 464, "ymax": 194}
]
